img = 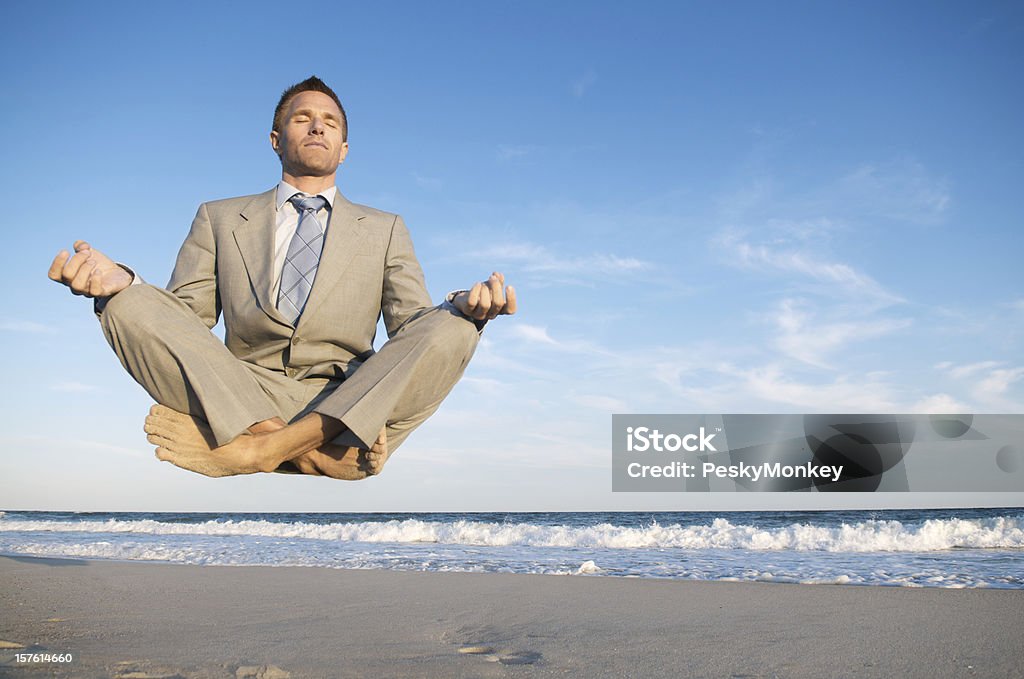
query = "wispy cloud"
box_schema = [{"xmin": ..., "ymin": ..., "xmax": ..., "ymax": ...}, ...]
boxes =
[
  {"xmin": 773, "ymin": 298, "xmax": 910, "ymax": 368},
  {"xmin": 512, "ymin": 324, "xmax": 559, "ymax": 346},
  {"xmin": 413, "ymin": 172, "xmax": 442, "ymax": 190},
  {"xmin": 935, "ymin": 360, "xmax": 1024, "ymax": 411},
  {"xmin": 571, "ymin": 393, "xmax": 629, "ymax": 412},
  {"xmin": 1, "ymin": 320, "xmax": 56, "ymax": 334},
  {"xmin": 715, "ymin": 229, "xmax": 903, "ymax": 306},
  {"xmin": 470, "ymin": 242, "xmax": 652, "ymax": 279},
  {"xmin": 909, "ymin": 393, "xmax": 972, "ymax": 413},
  {"xmin": 975, "ymin": 367, "xmax": 1024, "ymax": 399},
  {"xmin": 731, "ymin": 364, "xmax": 901, "ymax": 412},
  {"xmin": 460, "ymin": 376, "xmax": 507, "ymax": 394},
  {"xmin": 946, "ymin": 360, "xmax": 1003, "ymax": 380},
  {"xmin": 497, "ymin": 144, "xmax": 543, "ymax": 161},
  {"xmin": 50, "ymin": 381, "xmax": 100, "ymax": 393},
  {"xmin": 4, "ymin": 435, "xmax": 139, "ymax": 457},
  {"xmin": 835, "ymin": 159, "xmax": 950, "ymax": 224},
  {"xmin": 571, "ymin": 70, "xmax": 597, "ymax": 98},
  {"xmin": 509, "ymin": 324, "xmax": 615, "ymax": 358}
]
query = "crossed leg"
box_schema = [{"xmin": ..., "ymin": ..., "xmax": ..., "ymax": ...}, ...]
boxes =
[{"xmin": 101, "ymin": 284, "xmax": 479, "ymax": 479}]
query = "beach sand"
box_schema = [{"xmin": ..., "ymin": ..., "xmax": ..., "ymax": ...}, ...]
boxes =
[{"xmin": 1, "ymin": 555, "xmax": 1022, "ymax": 678}]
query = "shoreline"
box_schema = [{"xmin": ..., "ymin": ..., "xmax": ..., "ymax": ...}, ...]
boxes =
[
  {"xmin": 1, "ymin": 551, "xmax": 1022, "ymax": 589},
  {"xmin": 3, "ymin": 555, "xmax": 1023, "ymax": 678}
]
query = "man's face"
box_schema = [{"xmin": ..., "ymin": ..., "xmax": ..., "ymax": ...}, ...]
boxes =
[{"xmin": 270, "ymin": 91, "xmax": 348, "ymax": 178}]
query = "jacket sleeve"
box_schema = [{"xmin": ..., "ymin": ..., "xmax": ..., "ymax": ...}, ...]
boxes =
[
  {"xmin": 380, "ymin": 215, "xmax": 434, "ymax": 337},
  {"xmin": 166, "ymin": 202, "xmax": 220, "ymax": 329}
]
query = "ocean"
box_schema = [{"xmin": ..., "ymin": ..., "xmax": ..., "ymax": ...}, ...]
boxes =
[{"xmin": 1, "ymin": 508, "xmax": 1022, "ymax": 588}]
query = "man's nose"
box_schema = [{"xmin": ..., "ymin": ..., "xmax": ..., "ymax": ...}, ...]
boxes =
[{"xmin": 310, "ymin": 117, "xmax": 325, "ymax": 134}]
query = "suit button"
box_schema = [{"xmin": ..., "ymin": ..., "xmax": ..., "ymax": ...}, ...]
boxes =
[{"xmin": 293, "ymin": 336, "xmax": 302, "ymax": 344}]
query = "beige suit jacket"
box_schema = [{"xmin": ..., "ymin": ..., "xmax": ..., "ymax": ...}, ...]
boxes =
[{"xmin": 167, "ymin": 187, "xmax": 434, "ymax": 382}]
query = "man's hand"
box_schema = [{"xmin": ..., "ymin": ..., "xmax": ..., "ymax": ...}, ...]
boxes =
[
  {"xmin": 48, "ymin": 241, "xmax": 133, "ymax": 298},
  {"xmin": 452, "ymin": 272, "xmax": 517, "ymax": 321}
]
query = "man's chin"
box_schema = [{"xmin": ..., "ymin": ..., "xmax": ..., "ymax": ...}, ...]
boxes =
[{"xmin": 285, "ymin": 163, "xmax": 338, "ymax": 179}]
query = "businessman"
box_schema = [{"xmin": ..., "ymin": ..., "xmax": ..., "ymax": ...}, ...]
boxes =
[{"xmin": 48, "ymin": 76, "xmax": 516, "ymax": 480}]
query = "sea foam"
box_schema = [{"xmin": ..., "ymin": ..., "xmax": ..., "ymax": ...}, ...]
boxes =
[{"xmin": 2, "ymin": 515, "xmax": 1022, "ymax": 552}]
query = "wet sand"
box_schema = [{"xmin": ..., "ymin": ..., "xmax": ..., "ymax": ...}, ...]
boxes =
[{"xmin": 1, "ymin": 555, "xmax": 1022, "ymax": 678}]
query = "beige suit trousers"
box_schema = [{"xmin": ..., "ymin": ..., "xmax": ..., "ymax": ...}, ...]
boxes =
[{"xmin": 100, "ymin": 283, "xmax": 480, "ymax": 453}]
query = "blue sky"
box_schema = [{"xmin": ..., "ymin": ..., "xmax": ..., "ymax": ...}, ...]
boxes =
[{"xmin": 1, "ymin": 1, "xmax": 1021, "ymax": 511}]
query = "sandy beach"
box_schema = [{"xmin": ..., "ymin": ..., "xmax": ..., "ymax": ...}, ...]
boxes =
[{"xmin": 1, "ymin": 555, "xmax": 1022, "ymax": 678}]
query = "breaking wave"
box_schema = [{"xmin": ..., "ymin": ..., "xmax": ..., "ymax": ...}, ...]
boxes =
[{"xmin": 2, "ymin": 515, "xmax": 1022, "ymax": 552}]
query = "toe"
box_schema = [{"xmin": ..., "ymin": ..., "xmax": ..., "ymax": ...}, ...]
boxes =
[{"xmin": 151, "ymin": 404, "xmax": 180, "ymax": 421}]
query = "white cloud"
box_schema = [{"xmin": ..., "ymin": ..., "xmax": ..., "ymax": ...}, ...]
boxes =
[
  {"xmin": 836, "ymin": 159, "xmax": 950, "ymax": 224},
  {"xmin": 50, "ymin": 381, "xmax": 100, "ymax": 393},
  {"xmin": 773, "ymin": 298, "xmax": 910, "ymax": 367},
  {"xmin": 717, "ymin": 230, "xmax": 903, "ymax": 306},
  {"xmin": 497, "ymin": 144, "xmax": 542, "ymax": 161},
  {"xmin": 909, "ymin": 393, "xmax": 972, "ymax": 413},
  {"xmin": 974, "ymin": 367, "xmax": 1024, "ymax": 399},
  {"xmin": 471, "ymin": 242, "xmax": 652, "ymax": 278},
  {"xmin": 413, "ymin": 172, "xmax": 442, "ymax": 190},
  {"xmin": 733, "ymin": 364, "xmax": 901, "ymax": 412},
  {"xmin": 1, "ymin": 320, "xmax": 55, "ymax": 334},
  {"xmin": 933, "ymin": 361, "xmax": 1024, "ymax": 411},
  {"xmin": 570, "ymin": 393, "xmax": 629, "ymax": 412},
  {"xmin": 508, "ymin": 324, "xmax": 615, "ymax": 358},
  {"xmin": 4, "ymin": 435, "xmax": 138, "ymax": 457},
  {"xmin": 947, "ymin": 360, "xmax": 1003, "ymax": 379},
  {"xmin": 512, "ymin": 324, "xmax": 559, "ymax": 346},
  {"xmin": 460, "ymin": 376, "xmax": 507, "ymax": 394}
]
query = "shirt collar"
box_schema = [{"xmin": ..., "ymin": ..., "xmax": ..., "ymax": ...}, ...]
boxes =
[{"xmin": 275, "ymin": 181, "xmax": 338, "ymax": 212}]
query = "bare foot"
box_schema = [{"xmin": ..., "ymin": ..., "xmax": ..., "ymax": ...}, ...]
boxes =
[
  {"xmin": 289, "ymin": 428, "xmax": 389, "ymax": 480},
  {"xmin": 144, "ymin": 405, "xmax": 272, "ymax": 477},
  {"xmin": 364, "ymin": 428, "xmax": 389, "ymax": 475},
  {"xmin": 144, "ymin": 405, "xmax": 390, "ymax": 480}
]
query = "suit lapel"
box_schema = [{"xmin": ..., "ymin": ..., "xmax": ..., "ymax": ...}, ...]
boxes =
[
  {"xmin": 297, "ymin": 191, "xmax": 369, "ymax": 331},
  {"xmin": 232, "ymin": 188, "xmax": 292, "ymax": 327}
]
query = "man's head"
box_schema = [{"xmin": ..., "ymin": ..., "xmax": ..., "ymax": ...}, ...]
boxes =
[
  {"xmin": 270, "ymin": 76, "xmax": 349, "ymax": 182},
  {"xmin": 272, "ymin": 76, "xmax": 347, "ymax": 141}
]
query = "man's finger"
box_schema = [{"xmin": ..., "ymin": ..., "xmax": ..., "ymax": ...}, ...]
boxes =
[
  {"xmin": 48, "ymin": 250, "xmax": 70, "ymax": 282},
  {"xmin": 487, "ymin": 273, "xmax": 505, "ymax": 311},
  {"xmin": 87, "ymin": 266, "xmax": 105, "ymax": 297},
  {"xmin": 504, "ymin": 285, "xmax": 517, "ymax": 315},
  {"xmin": 476, "ymin": 284, "xmax": 492, "ymax": 319},
  {"xmin": 467, "ymin": 282, "xmax": 483, "ymax": 311},
  {"xmin": 73, "ymin": 240, "xmax": 91, "ymax": 253},
  {"xmin": 70, "ymin": 258, "xmax": 97, "ymax": 295},
  {"xmin": 61, "ymin": 250, "xmax": 92, "ymax": 283}
]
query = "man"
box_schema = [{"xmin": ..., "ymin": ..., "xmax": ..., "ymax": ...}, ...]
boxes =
[{"xmin": 47, "ymin": 76, "xmax": 516, "ymax": 480}]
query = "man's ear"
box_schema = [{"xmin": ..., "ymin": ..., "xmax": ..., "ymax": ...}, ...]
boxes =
[{"xmin": 269, "ymin": 130, "xmax": 281, "ymax": 155}]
